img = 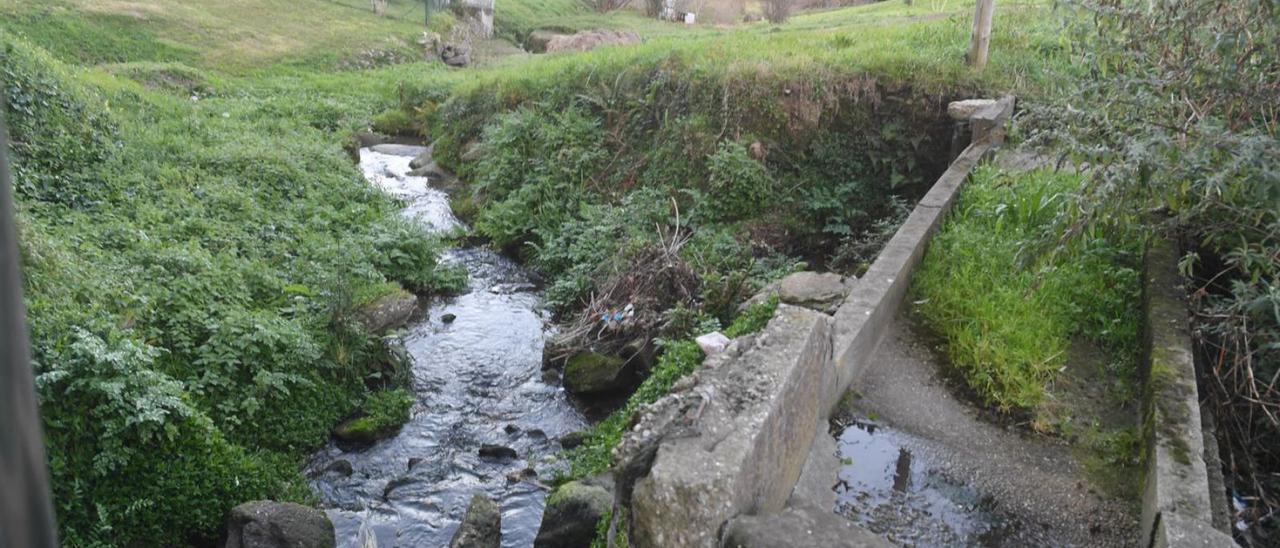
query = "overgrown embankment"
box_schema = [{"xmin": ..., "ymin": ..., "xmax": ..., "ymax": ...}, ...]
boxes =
[{"xmin": 2, "ymin": 32, "xmax": 459, "ymax": 545}]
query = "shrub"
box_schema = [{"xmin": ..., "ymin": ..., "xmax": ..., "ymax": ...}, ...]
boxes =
[
  {"xmin": 37, "ymin": 329, "xmax": 301, "ymax": 547},
  {"xmin": 472, "ymin": 107, "xmax": 608, "ymax": 249},
  {"xmin": 704, "ymin": 141, "xmax": 775, "ymax": 221}
]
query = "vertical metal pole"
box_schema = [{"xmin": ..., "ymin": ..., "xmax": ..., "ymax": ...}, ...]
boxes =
[{"xmin": 0, "ymin": 97, "xmax": 59, "ymax": 547}]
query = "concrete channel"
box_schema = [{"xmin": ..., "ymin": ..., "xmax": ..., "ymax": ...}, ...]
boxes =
[{"xmin": 612, "ymin": 93, "xmax": 1239, "ymax": 547}]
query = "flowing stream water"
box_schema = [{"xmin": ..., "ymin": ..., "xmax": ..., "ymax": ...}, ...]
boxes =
[{"xmin": 306, "ymin": 145, "xmax": 588, "ymax": 548}]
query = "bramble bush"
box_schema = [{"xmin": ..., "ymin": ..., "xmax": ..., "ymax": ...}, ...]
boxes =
[{"xmin": 1034, "ymin": 1, "xmax": 1279, "ymax": 539}]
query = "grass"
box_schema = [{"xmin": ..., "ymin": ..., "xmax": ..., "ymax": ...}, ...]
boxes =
[{"xmin": 912, "ymin": 166, "xmax": 1142, "ymax": 424}]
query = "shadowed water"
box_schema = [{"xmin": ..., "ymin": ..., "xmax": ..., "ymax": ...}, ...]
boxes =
[
  {"xmin": 834, "ymin": 421, "xmax": 1022, "ymax": 546},
  {"xmin": 306, "ymin": 146, "xmax": 587, "ymax": 547}
]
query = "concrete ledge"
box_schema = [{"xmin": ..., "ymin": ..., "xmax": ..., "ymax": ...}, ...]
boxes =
[
  {"xmin": 620, "ymin": 96, "xmax": 1015, "ymax": 547},
  {"xmin": 825, "ymin": 95, "xmax": 1014, "ymax": 413},
  {"xmin": 629, "ymin": 306, "xmax": 833, "ymax": 547},
  {"xmin": 1140, "ymin": 240, "xmax": 1238, "ymax": 548}
]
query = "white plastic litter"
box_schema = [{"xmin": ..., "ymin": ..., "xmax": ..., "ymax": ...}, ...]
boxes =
[{"xmin": 696, "ymin": 331, "xmax": 730, "ymax": 357}]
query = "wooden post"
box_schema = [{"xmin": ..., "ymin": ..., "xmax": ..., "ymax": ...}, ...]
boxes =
[
  {"xmin": 968, "ymin": 0, "xmax": 995, "ymax": 70},
  {"xmin": 1, "ymin": 96, "xmax": 60, "ymax": 548}
]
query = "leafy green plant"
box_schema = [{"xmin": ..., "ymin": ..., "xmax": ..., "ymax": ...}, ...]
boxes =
[{"xmin": 705, "ymin": 141, "xmax": 775, "ymax": 221}]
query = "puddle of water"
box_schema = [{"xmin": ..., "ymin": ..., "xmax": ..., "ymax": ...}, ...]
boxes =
[
  {"xmin": 306, "ymin": 147, "xmax": 588, "ymax": 548},
  {"xmin": 834, "ymin": 421, "xmax": 1020, "ymax": 547}
]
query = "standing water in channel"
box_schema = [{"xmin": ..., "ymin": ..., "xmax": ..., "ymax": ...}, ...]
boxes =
[{"xmin": 306, "ymin": 146, "xmax": 588, "ymax": 547}]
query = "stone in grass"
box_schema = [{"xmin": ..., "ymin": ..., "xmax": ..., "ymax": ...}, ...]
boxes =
[
  {"xmin": 449, "ymin": 493, "xmax": 501, "ymax": 548},
  {"xmin": 696, "ymin": 331, "xmax": 731, "ymax": 357},
  {"xmin": 562, "ymin": 352, "xmax": 631, "ymax": 395},
  {"xmin": 357, "ymin": 290, "xmax": 418, "ymax": 334},
  {"xmin": 534, "ymin": 481, "xmax": 612, "ymax": 548},
  {"xmin": 222, "ymin": 501, "xmax": 335, "ymax": 548}
]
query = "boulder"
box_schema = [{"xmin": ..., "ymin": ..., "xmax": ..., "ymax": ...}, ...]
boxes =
[
  {"xmin": 947, "ymin": 98, "xmax": 998, "ymax": 121},
  {"xmin": 357, "ymin": 291, "xmax": 418, "ymax": 334},
  {"xmin": 526, "ymin": 30, "xmax": 562, "ymax": 53},
  {"xmin": 222, "ymin": 501, "xmax": 335, "ymax": 548},
  {"xmin": 322, "ymin": 460, "xmax": 353, "ymax": 478},
  {"xmin": 562, "ymin": 352, "xmax": 630, "ymax": 395},
  {"xmin": 558, "ymin": 430, "xmax": 588, "ymax": 450},
  {"xmin": 544, "ymin": 30, "xmax": 640, "ymax": 53},
  {"xmin": 777, "ymin": 271, "xmax": 849, "ymax": 314},
  {"xmin": 533, "ymin": 481, "xmax": 612, "ymax": 548},
  {"xmin": 332, "ymin": 416, "xmax": 398, "ymax": 446},
  {"xmin": 695, "ymin": 331, "xmax": 730, "ymax": 357},
  {"xmin": 478, "ymin": 444, "xmax": 517, "ymax": 461},
  {"xmin": 449, "ymin": 493, "xmax": 502, "ymax": 548},
  {"xmin": 441, "ymin": 43, "xmax": 471, "ymax": 67}
]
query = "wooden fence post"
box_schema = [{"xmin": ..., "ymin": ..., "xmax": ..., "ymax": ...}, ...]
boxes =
[{"xmin": 968, "ymin": 0, "xmax": 995, "ymax": 70}]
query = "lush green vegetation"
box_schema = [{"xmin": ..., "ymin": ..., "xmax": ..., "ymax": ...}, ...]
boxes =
[
  {"xmin": 1, "ymin": 1, "xmax": 457, "ymax": 542},
  {"xmin": 913, "ymin": 166, "xmax": 1141, "ymax": 424},
  {"xmin": 0, "ymin": 0, "xmax": 1097, "ymax": 544}
]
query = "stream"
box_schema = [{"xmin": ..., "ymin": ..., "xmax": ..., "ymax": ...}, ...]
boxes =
[{"xmin": 305, "ymin": 145, "xmax": 588, "ymax": 548}]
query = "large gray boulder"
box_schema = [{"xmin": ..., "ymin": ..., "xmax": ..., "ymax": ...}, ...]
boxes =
[
  {"xmin": 534, "ymin": 481, "xmax": 611, "ymax": 547},
  {"xmin": 777, "ymin": 271, "xmax": 850, "ymax": 313},
  {"xmin": 222, "ymin": 501, "xmax": 335, "ymax": 548},
  {"xmin": 357, "ymin": 290, "xmax": 418, "ymax": 334},
  {"xmin": 562, "ymin": 352, "xmax": 631, "ymax": 395},
  {"xmin": 449, "ymin": 493, "xmax": 501, "ymax": 548}
]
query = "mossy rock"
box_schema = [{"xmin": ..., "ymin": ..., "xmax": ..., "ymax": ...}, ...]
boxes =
[
  {"xmin": 563, "ymin": 352, "xmax": 630, "ymax": 395},
  {"xmin": 535, "ymin": 481, "xmax": 611, "ymax": 548}
]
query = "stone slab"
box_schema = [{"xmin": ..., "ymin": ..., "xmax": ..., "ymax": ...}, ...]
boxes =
[
  {"xmin": 721, "ymin": 506, "xmax": 892, "ymax": 548},
  {"xmin": 630, "ymin": 306, "xmax": 833, "ymax": 548}
]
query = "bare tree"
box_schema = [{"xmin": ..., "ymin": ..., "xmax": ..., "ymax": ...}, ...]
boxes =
[
  {"xmin": 372, "ymin": 0, "xmax": 388, "ymax": 16},
  {"xmin": 762, "ymin": 0, "xmax": 791, "ymax": 23}
]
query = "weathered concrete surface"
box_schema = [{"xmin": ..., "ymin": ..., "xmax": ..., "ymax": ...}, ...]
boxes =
[
  {"xmin": 946, "ymin": 98, "xmax": 997, "ymax": 120},
  {"xmin": 826, "ymin": 134, "xmax": 994, "ymax": 412},
  {"xmin": 787, "ymin": 420, "xmax": 838, "ymax": 513},
  {"xmin": 846, "ymin": 314, "xmax": 1138, "ymax": 546},
  {"xmin": 721, "ymin": 506, "xmax": 892, "ymax": 548},
  {"xmin": 620, "ymin": 97, "xmax": 1015, "ymax": 547},
  {"xmin": 1141, "ymin": 240, "xmax": 1238, "ymax": 548},
  {"xmin": 629, "ymin": 305, "xmax": 833, "ymax": 547}
]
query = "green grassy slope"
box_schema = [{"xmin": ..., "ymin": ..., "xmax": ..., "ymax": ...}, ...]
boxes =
[{"xmin": 0, "ymin": 0, "xmax": 1076, "ymax": 544}]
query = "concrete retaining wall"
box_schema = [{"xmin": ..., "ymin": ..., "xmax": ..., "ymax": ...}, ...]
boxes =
[
  {"xmin": 1140, "ymin": 241, "xmax": 1237, "ymax": 548},
  {"xmin": 618, "ymin": 96, "xmax": 1015, "ymax": 547}
]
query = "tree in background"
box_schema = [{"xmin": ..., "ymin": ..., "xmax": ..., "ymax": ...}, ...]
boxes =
[{"xmin": 763, "ymin": 0, "xmax": 791, "ymax": 23}]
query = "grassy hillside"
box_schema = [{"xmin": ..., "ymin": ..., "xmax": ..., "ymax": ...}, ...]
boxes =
[{"xmin": 0, "ymin": 0, "xmax": 1078, "ymax": 544}]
